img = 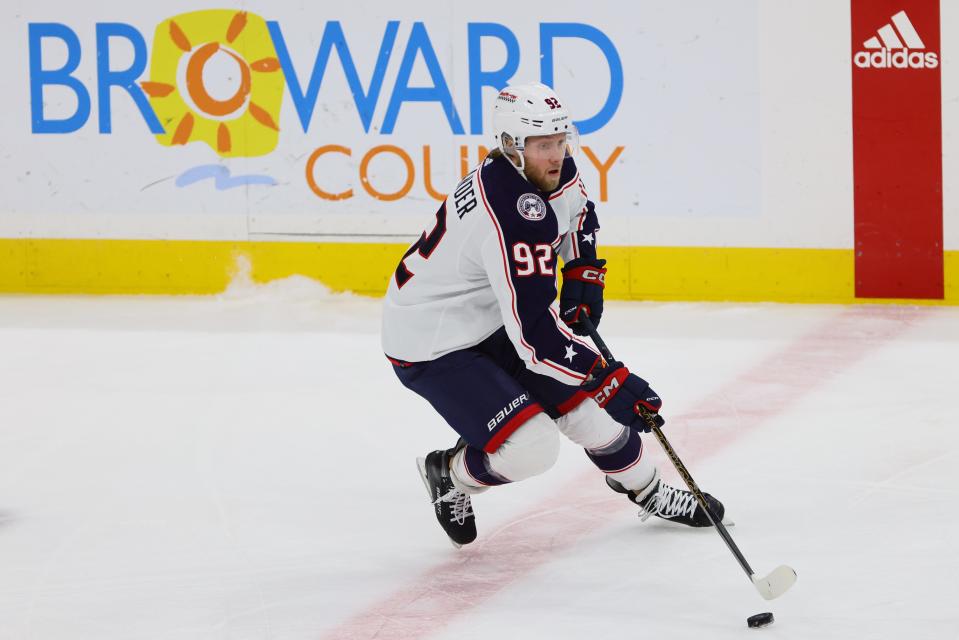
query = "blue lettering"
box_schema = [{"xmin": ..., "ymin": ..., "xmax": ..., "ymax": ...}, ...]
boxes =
[
  {"xmin": 382, "ymin": 22, "xmax": 464, "ymax": 135},
  {"xmin": 95, "ymin": 23, "xmax": 163, "ymax": 134},
  {"xmin": 540, "ymin": 23, "xmax": 622, "ymax": 135},
  {"xmin": 28, "ymin": 23, "xmax": 91, "ymax": 134},
  {"xmin": 268, "ymin": 20, "xmax": 398, "ymax": 133},
  {"xmin": 467, "ymin": 23, "xmax": 519, "ymax": 135}
]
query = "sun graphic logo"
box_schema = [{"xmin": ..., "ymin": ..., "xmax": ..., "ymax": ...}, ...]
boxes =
[{"xmin": 140, "ymin": 10, "xmax": 283, "ymax": 157}]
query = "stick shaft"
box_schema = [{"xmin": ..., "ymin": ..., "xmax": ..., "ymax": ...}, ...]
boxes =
[
  {"xmin": 579, "ymin": 316, "xmax": 756, "ymax": 581},
  {"xmin": 648, "ymin": 425, "xmax": 756, "ymax": 578}
]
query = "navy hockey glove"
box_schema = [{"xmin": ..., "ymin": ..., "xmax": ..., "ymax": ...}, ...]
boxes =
[
  {"xmin": 582, "ymin": 360, "xmax": 664, "ymax": 433},
  {"xmin": 560, "ymin": 257, "xmax": 607, "ymax": 336}
]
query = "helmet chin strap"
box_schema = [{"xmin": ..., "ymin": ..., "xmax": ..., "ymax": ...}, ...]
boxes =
[{"xmin": 504, "ymin": 144, "xmax": 528, "ymax": 181}]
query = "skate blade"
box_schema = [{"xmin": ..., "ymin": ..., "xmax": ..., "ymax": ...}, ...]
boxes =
[
  {"xmin": 414, "ymin": 457, "xmax": 462, "ymax": 550},
  {"xmin": 638, "ymin": 512, "xmax": 735, "ymax": 528}
]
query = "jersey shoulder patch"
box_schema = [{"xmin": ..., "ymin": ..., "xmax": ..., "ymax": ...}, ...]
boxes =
[{"xmin": 478, "ymin": 155, "xmax": 559, "ymax": 243}]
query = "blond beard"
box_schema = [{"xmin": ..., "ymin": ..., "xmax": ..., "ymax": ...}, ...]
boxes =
[{"xmin": 527, "ymin": 169, "xmax": 560, "ymax": 192}]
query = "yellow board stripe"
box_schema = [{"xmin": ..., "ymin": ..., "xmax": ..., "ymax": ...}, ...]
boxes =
[
  {"xmin": 602, "ymin": 246, "xmax": 857, "ymax": 303},
  {"xmin": 0, "ymin": 239, "xmax": 956, "ymax": 304}
]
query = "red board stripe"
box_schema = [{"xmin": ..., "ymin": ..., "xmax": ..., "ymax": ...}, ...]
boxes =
[{"xmin": 851, "ymin": 0, "xmax": 943, "ymax": 299}]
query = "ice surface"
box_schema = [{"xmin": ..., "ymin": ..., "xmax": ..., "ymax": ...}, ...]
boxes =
[{"xmin": 0, "ymin": 278, "xmax": 957, "ymax": 639}]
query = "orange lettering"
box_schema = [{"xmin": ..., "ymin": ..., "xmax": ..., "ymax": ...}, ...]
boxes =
[
  {"xmin": 306, "ymin": 145, "xmax": 352, "ymax": 200},
  {"xmin": 422, "ymin": 146, "xmax": 447, "ymax": 202},
  {"xmin": 360, "ymin": 145, "xmax": 415, "ymax": 201},
  {"xmin": 581, "ymin": 146, "xmax": 623, "ymax": 202}
]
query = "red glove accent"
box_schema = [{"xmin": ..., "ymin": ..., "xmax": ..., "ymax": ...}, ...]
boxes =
[
  {"xmin": 562, "ymin": 264, "xmax": 607, "ymax": 287},
  {"xmin": 560, "ymin": 259, "xmax": 607, "ymax": 333},
  {"xmin": 582, "ymin": 360, "xmax": 664, "ymax": 432},
  {"xmin": 566, "ymin": 304, "xmax": 590, "ymax": 324},
  {"xmin": 583, "ymin": 363, "xmax": 630, "ymax": 409},
  {"xmin": 635, "ymin": 398, "xmax": 661, "ymax": 413}
]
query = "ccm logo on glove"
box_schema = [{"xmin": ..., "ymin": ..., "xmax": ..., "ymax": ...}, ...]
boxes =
[
  {"xmin": 590, "ymin": 367, "xmax": 628, "ymax": 408},
  {"xmin": 566, "ymin": 266, "xmax": 605, "ymax": 283},
  {"xmin": 582, "ymin": 360, "xmax": 664, "ymax": 432}
]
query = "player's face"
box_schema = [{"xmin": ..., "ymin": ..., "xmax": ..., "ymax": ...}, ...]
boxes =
[{"xmin": 522, "ymin": 133, "xmax": 567, "ymax": 192}]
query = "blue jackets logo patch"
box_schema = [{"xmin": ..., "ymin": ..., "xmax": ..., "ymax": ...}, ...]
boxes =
[{"xmin": 517, "ymin": 193, "xmax": 547, "ymax": 221}]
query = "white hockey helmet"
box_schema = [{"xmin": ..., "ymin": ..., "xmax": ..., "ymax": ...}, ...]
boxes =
[{"xmin": 491, "ymin": 82, "xmax": 579, "ymax": 172}]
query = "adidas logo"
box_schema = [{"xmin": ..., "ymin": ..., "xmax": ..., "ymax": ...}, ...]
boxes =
[{"xmin": 854, "ymin": 10, "xmax": 939, "ymax": 69}]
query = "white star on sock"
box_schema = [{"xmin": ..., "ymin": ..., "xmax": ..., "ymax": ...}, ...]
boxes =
[
  {"xmin": 581, "ymin": 233, "xmax": 594, "ymax": 244},
  {"xmin": 564, "ymin": 343, "xmax": 578, "ymax": 362}
]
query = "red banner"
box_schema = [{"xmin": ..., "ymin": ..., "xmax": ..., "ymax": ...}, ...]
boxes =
[{"xmin": 851, "ymin": 0, "xmax": 943, "ymax": 298}]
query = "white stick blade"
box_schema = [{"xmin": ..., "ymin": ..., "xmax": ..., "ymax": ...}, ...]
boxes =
[{"xmin": 752, "ymin": 565, "xmax": 797, "ymax": 601}]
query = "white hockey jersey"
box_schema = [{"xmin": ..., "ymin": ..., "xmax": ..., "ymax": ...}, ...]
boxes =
[{"xmin": 381, "ymin": 153, "xmax": 601, "ymax": 386}]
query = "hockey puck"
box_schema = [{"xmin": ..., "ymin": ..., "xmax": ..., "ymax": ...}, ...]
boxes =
[{"xmin": 747, "ymin": 612, "xmax": 775, "ymax": 628}]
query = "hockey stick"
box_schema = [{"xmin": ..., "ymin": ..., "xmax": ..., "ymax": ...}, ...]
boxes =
[{"xmin": 578, "ymin": 315, "xmax": 797, "ymax": 601}]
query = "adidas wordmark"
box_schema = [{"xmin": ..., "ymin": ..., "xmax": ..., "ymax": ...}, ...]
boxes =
[{"xmin": 854, "ymin": 10, "xmax": 939, "ymax": 69}]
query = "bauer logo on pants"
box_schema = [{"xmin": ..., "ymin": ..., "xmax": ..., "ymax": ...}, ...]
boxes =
[{"xmin": 487, "ymin": 393, "xmax": 530, "ymax": 431}]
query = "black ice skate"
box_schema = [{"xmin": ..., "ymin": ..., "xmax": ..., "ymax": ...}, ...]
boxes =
[
  {"xmin": 416, "ymin": 447, "xmax": 477, "ymax": 548},
  {"xmin": 606, "ymin": 471, "xmax": 725, "ymax": 528}
]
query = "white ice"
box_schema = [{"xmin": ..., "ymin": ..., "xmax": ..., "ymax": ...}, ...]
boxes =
[{"xmin": 0, "ymin": 277, "xmax": 957, "ymax": 639}]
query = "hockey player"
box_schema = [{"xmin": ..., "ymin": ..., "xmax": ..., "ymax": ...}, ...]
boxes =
[{"xmin": 382, "ymin": 82, "xmax": 724, "ymax": 547}]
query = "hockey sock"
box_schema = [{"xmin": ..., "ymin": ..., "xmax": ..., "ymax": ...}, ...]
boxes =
[
  {"xmin": 586, "ymin": 427, "xmax": 657, "ymax": 492},
  {"xmin": 449, "ymin": 445, "xmax": 501, "ymax": 494}
]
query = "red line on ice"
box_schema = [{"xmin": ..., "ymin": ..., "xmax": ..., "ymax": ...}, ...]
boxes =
[{"xmin": 320, "ymin": 305, "xmax": 925, "ymax": 640}]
